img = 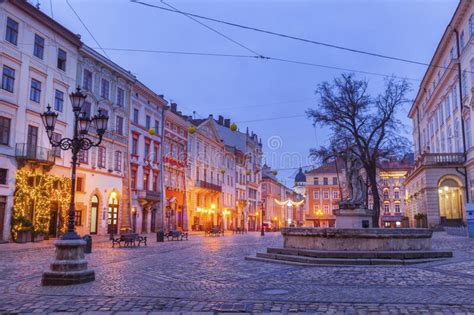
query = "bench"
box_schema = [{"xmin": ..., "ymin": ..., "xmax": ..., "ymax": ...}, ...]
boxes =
[
  {"xmin": 206, "ymin": 227, "xmax": 224, "ymax": 236},
  {"xmin": 232, "ymin": 227, "xmax": 247, "ymax": 234},
  {"xmin": 166, "ymin": 230, "xmax": 188, "ymax": 241},
  {"xmin": 112, "ymin": 233, "xmax": 147, "ymax": 248}
]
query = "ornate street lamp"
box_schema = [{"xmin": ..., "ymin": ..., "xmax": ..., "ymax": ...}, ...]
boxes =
[{"xmin": 41, "ymin": 87, "xmax": 108, "ymax": 286}]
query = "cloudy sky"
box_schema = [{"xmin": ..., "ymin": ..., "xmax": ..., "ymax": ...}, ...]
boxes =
[{"xmin": 43, "ymin": 0, "xmax": 458, "ymax": 186}]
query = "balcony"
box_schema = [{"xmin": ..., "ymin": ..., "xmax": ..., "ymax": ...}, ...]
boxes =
[
  {"xmin": 407, "ymin": 153, "xmax": 465, "ymax": 178},
  {"xmin": 137, "ymin": 190, "xmax": 161, "ymax": 203},
  {"xmin": 15, "ymin": 143, "xmax": 55, "ymax": 165},
  {"xmin": 195, "ymin": 180, "xmax": 222, "ymax": 192}
]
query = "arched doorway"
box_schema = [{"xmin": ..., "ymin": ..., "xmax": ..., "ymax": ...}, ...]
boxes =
[
  {"xmin": 90, "ymin": 195, "xmax": 99, "ymax": 234},
  {"xmin": 108, "ymin": 192, "xmax": 119, "ymax": 234},
  {"xmin": 438, "ymin": 177, "xmax": 463, "ymax": 225}
]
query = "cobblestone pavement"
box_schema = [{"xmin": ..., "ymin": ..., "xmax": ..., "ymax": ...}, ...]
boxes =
[{"xmin": 2, "ymin": 232, "xmax": 474, "ymax": 314}]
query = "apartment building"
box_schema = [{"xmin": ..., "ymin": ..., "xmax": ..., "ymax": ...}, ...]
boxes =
[
  {"xmin": 129, "ymin": 81, "xmax": 166, "ymax": 233},
  {"xmin": 405, "ymin": 0, "xmax": 473, "ymax": 227}
]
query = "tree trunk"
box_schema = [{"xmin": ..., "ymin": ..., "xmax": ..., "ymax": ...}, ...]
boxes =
[{"xmin": 367, "ymin": 166, "xmax": 380, "ymax": 228}]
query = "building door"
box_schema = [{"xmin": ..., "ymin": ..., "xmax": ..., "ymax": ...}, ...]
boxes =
[
  {"xmin": 90, "ymin": 195, "xmax": 99, "ymax": 234},
  {"xmin": 438, "ymin": 178, "xmax": 463, "ymax": 224},
  {"xmin": 107, "ymin": 194, "xmax": 119, "ymax": 234},
  {"xmin": 142, "ymin": 208, "xmax": 148, "ymax": 233},
  {"xmin": 150, "ymin": 209, "xmax": 156, "ymax": 232},
  {"xmin": 0, "ymin": 196, "xmax": 6, "ymax": 241},
  {"xmin": 132, "ymin": 209, "xmax": 137, "ymax": 233},
  {"xmin": 27, "ymin": 125, "xmax": 38, "ymax": 158},
  {"xmin": 48, "ymin": 202, "xmax": 59, "ymax": 237}
]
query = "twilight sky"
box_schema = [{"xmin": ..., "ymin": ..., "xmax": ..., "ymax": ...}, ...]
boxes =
[{"xmin": 43, "ymin": 0, "xmax": 458, "ymax": 186}]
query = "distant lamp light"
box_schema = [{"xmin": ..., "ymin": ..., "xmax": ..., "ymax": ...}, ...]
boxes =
[{"xmin": 211, "ymin": 204, "xmax": 216, "ymax": 210}]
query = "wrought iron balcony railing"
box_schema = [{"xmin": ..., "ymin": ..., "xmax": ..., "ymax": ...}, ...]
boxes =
[
  {"xmin": 15, "ymin": 143, "xmax": 55, "ymax": 164},
  {"xmin": 195, "ymin": 180, "xmax": 222, "ymax": 192}
]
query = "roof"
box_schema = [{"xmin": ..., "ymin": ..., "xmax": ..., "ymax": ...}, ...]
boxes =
[
  {"xmin": 81, "ymin": 45, "xmax": 136, "ymax": 82},
  {"xmin": 214, "ymin": 121, "xmax": 247, "ymax": 152},
  {"xmin": 294, "ymin": 168, "xmax": 306, "ymax": 182},
  {"xmin": 305, "ymin": 164, "xmax": 339, "ymax": 175},
  {"xmin": 10, "ymin": 0, "xmax": 82, "ymax": 47}
]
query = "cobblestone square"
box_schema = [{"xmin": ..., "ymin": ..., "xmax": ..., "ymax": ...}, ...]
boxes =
[{"xmin": 2, "ymin": 232, "xmax": 474, "ymax": 314}]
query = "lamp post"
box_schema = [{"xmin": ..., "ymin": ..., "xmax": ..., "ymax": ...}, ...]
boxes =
[{"xmin": 41, "ymin": 87, "xmax": 108, "ymax": 286}]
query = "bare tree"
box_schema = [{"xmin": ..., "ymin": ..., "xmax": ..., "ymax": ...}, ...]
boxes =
[{"xmin": 307, "ymin": 74, "xmax": 411, "ymax": 227}]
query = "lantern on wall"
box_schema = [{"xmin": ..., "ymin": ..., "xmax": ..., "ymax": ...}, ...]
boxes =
[{"xmin": 188, "ymin": 126, "xmax": 196, "ymax": 134}]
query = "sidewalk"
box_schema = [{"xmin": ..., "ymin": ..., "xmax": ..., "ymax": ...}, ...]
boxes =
[{"xmin": 0, "ymin": 231, "xmax": 207, "ymax": 252}]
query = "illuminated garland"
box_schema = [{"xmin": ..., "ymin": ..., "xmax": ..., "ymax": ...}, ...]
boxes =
[
  {"xmin": 274, "ymin": 199, "xmax": 305, "ymax": 207},
  {"xmin": 11, "ymin": 169, "xmax": 71, "ymax": 240}
]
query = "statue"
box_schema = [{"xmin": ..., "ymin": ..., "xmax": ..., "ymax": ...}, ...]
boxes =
[{"xmin": 339, "ymin": 147, "xmax": 366, "ymax": 208}]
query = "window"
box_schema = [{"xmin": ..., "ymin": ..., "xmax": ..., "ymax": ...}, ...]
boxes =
[
  {"xmin": 116, "ymin": 116, "xmax": 124, "ymax": 135},
  {"xmin": 146, "ymin": 115, "xmax": 151, "ymax": 129},
  {"xmin": 33, "ymin": 34, "xmax": 45, "ymax": 59},
  {"xmin": 312, "ymin": 191, "xmax": 319, "ymax": 199},
  {"xmin": 30, "ymin": 79, "xmax": 41, "ymax": 103},
  {"xmin": 395, "ymin": 204, "xmax": 401, "ymax": 213},
  {"xmin": 333, "ymin": 191, "xmax": 339, "ymax": 199},
  {"xmin": 154, "ymin": 120, "xmax": 160, "ymax": 134},
  {"xmin": 83, "ymin": 69, "xmax": 92, "ymax": 91},
  {"xmin": 394, "ymin": 190, "xmax": 400, "ymax": 199},
  {"xmin": 332, "ymin": 177, "xmax": 338, "ymax": 185},
  {"xmin": 143, "ymin": 171, "xmax": 149, "ymax": 190},
  {"xmin": 466, "ymin": 116, "xmax": 472, "ymax": 149},
  {"xmin": 114, "ymin": 151, "xmax": 122, "ymax": 171},
  {"xmin": 323, "ymin": 205, "xmax": 329, "ymax": 213},
  {"xmin": 5, "ymin": 17, "xmax": 18, "ymax": 45},
  {"xmin": 117, "ymin": 87, "xmax": 124, "ymax": 106},
  {"xmin": 133, "ymin": 108, "xmax": 139, "ymax": 124},
  {"xmin": 470, "ymin": 14, "xmax": 474, "ymax": 35},
  {"xmin": 382, "ymin": 178, "xmax": 389, "ymax": 186},
  {"xmin": 57, "ymin": 48, "xmax": 67, "ymax": 71},
  {"xmin": 1, "ymin": 66, "xmax": 14, "ymax": 93},
  {"xmin": 132, "ymin": 137, "xmax": 138, "ymax": 155},
  {"xmin": 323, "ymin": 191, "xmax": 329, "ymax": 199},
  {"xmin": 144, "ymin": 142, "xmax": 150, "ymax": 159},
  {"xmin": 74, "ymin": 210, "xmax": 82, "ymax": 226},
  {"xmin": 462, "ymin": 70, "xmax": 468, "ymax": 97},
  {"xmin": 0, "ymin": 168, "xmax": 7, "ymax": 185},
  {"xmin": 383, "ymin": 190, "xmax": 389, "ymax": 199},
  {"xmin": 52, "ymin": 132, "xmax": 61, "ymax": 157},
  {"xmin": 384, "ymin": 204, "xmax": 390, "ymax": 213},
  {"xmin": 98, "ymin": 146, "xmax": 106, "ymax": 168},
  {"xmin": 76, "ymin": 177, "xmax": 84, "ymax": 192},
  {"xmin": 78, "ymin": 150, "xmax": 88, "ymax": 164},
  {"xmin": 131, "ymin": 169, "xmax": 137, "ymax": 189},
  {"xmin": 460, "ymin": 31, "xmax": 465, "ymax": 50},
  {"xmin": 154, "ymin": 145, "xmax": 159, "ymax": 162},
  {"xmin": 82, "ymin": 101, "xmax": 91, "ymax": 118},
  {"xmin": 54, "ymin": 90, "xmax": 64, "ymax": 112},
  {"xmin": 101, "ymin": 79, "xmax": 109, "ymax": 99},
  {"xmin": 313, "ymin": 177, "xmax": 319, "ymax": 185},
  {"xmin": 323, "ymin": 177, "xmax": 328, "ymax": 185}
]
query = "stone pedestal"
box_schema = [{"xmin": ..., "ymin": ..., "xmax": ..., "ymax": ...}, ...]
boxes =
[
  {"xmin": 333, "ymin": 208, "xmax": 375, "ymax": 228},
  {"xmin": 42, "ymin": 239, "xmax": 95, "ymax": 286}
]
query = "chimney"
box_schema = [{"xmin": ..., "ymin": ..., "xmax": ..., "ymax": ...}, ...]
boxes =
[
  {"xmin": 170, "ymin": 102, "xmax": 177, "ymax": 112},
  {"xmin": 224, "ymin": 119, "xmax": 231, "ymax": 127},
  {"xmin": 218, "ymin": 115, "xmax": 224, "ymax": 125}
]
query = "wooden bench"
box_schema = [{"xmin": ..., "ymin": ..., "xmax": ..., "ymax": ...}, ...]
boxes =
[
  {"xmin": 232, "ymin": 227, "xmax": 247, "ymax": 234},
  {"xmin": 206, "ymin": 227, "xmax": 224, "ymax": 236},
  {"xmin": 166, "ymin": 230, "xmax": 188, "ymax": 241},
  {"xmin": 112, "ymin": 233, "xmax": 147, "ymax": 248}
]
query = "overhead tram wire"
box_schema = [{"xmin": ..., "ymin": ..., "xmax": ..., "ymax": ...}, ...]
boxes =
[
  {"xmin": 131, "ymin": 0, "xmax": 464, "ymax": 74},
  {"xmin": 66, "ymin": 0, "xmax": 110, "ymax": 59},
  {"xmin": 159, "ymin": 0, "xmax": 264, "ymax": 58},
  {"xmin": 93, "ymin": 47, "xmax": 421, "ymax": 81}
]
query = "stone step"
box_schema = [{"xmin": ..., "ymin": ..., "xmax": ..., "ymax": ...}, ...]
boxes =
[
  {"xmin": 253, "ymin": 252, "xmax": 446, "ymax": 266},
  {"xmin": 266, "ymin": 247, "xmax": 453, "ymax": 260}
]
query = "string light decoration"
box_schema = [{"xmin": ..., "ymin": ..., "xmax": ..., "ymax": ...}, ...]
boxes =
[
  {"xmin": 274, "ymin": 198, "xmax": 305, "ymax": 207},
  {"xmin": 11, "ymin": 169, "xmax": 71, "ymax": 241}
]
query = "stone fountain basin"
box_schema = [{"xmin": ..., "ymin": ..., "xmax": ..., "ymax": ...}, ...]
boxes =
[{"xmin": 282, "ymin": 228, "xmax": 433, "ymax": 251}]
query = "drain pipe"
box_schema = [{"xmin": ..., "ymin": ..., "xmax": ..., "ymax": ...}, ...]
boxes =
[{"xmin": 454, "ymin": 28, "xmax": 470, "ymax": 203}]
